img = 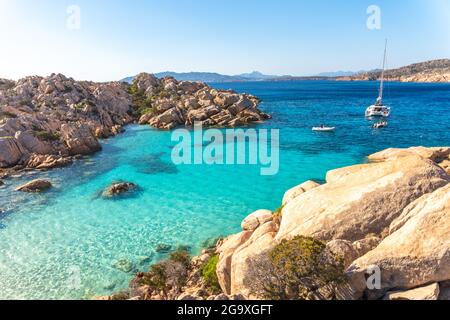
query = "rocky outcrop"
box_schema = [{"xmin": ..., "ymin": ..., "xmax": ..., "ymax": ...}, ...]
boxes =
[
  {"xmin": 347, "ymin": 183, "xmax": 450, "ymax": 299},
  {"xmin": 16, "ymin": 179, "xmax": 52, "ymax": 192},
  {"xmin": 0, "ymin": 73, "xmax": 133, "ymax": 170},
  {"xmin": 383, "ymin": 283, "xmax": 440, "ymax": 300},
  {"xmin": 337, "ymin": 59, "xmax": 450, "ymax": 83},
  {"xmin": 1, "ymin": 72, "xmax": 270, "ymax": 173},
  {"xmin": 106, "ymin": 146, "xmax": 450, "ymax": 301},
  {"xmin": 213, "ymin": 146, "xmax": 450, "ymax": 300},
  {"xmin": 102, "ymin": 182, "xmax": 138, "ymax": 198},
  {"xmin": 282, "ymin": 180, "xmax": 321, "ymax": 205},
  {"xmin": 276, "ymin": 154, "xmax": 449, "ymax": 242},
  {"xmin": 133, "ymin": 73, "xmax": 270, "ymax": 130}
]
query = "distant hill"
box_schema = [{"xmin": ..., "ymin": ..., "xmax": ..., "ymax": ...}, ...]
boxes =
[
  {"xmin": 121, "ymin": 71, "xmax": 278, "ymax": 83},
  {"xmin": 337, "ymin": 59, "xmax": 450, "ymax": 83},
  {"xmin": 120, "ymin": 59, "xmax": 450, "ymax": 84},
  {"xmin": 316, "ymin": 71, "xmax": 360, "ymax": 77}
]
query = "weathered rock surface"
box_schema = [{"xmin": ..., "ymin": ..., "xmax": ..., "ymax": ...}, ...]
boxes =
[
  {"xmin": 0, "ymin": 73, "xmax": 133, "ymax": 170},
  {"xmin": 276, "ymin": 154, "xmax": 449, "ymax": 242},
  {"xmin": 383, "ymin": 283, "xmax": 440, "ymax": 300},
  {"xmin": 102, "ymin": 182, "xmax": 138, "ymax": 198},
  {"xmin": 16, "ymin": 179, "xmax": 52, "ymax": 192},
  {"xmin": 282, "ymin": 180, "xmax": 321, "ymax": 205},
  {"xmin": 1, "ymin": 72, "xmax": 270, "ymax": 172},
  {"xmin": 347, "ymin": 183, "xmax": 450, "ymax": 299},
  {"xmin": 241, "ymin": 209, "xmax": 273, "ymax": 231},
  {"xmin": 133, "ymin": 73, "xmax": 270, "ymax": 130}
]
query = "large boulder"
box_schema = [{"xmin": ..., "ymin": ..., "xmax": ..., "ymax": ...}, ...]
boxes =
[
  {"xmin": 102, "ymin": 182, "xmax": 138, "ymax": 198},
  {"xmin": 383, "ymin": 283, "xmax": 440, "ymax": 300},
  {"xmin": 276, "ymin": 155, "xmax": 449, "ymax": 242},
  {"xmin": 241, "ymin": 210, "xmax": 273, "ymax": 231},
  {"xmin": 282, "ymin": 180, "xmax": 321, "ymax": 205},
  {"xmin": 0, "ymin": 137, "xmax": 25, "ymax": 167},
  {"xmin": 229, "ymin": 222, "xmax": 278, "ymax": 297},
  {"xmin": 60, "ymin": 124, "xmax": 101, "ymax": 155},
  {"xmin": 15, "ymin": 131, "xmax": 54, "ymax": 155},
  {"xmin": 16, "ymin": 179, "xmax": 52, "ymax": 192},
  {"xmin": 216, "ymin": 231, "xmax": 254, "ymax": 295},
  {"xmin": 347, "ymin": 184, "xmax": 450, "ymax": 299}
]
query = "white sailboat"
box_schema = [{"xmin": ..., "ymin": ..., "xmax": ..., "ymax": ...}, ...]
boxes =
[{"xmin": 366, "ymin": 40, "xmax": 391, "ymax": 118}]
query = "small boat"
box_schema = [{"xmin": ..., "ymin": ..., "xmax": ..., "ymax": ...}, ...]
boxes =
[
  {"xmin": 365, "ymin": 39, "xmax": 391, "ymax": 118},
  {"xmin": 373, "ymin": 121, "xmax": 388, "ymax": 129},
  {"xmin": 312, "ymin": 125, "xmax": 336, "ymax": 132}
]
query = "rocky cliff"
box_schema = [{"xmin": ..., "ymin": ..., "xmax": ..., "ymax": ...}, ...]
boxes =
[
  {"xmin": 132, "ymin": 73, "xmax": 270, "ymax": 130},
  {"xmin": 337, "ymin": 59, "xmax": 450, "ymax": 83},
  {"xmin": 0, "ymin": 73, "xmax": 268, "ymax": 171},
  {"xmin": 107, "ymin": 146, "xmax": 450, "ymax": 301}
]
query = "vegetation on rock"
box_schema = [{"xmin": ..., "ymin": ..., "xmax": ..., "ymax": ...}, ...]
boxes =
[
  {"xmin": 140, "ymin": 249, "xmax": 191, "ymax": 299},
  {"xmin": 200, "ymin": 254, "xmax": 221, "ymax": 294},
  {"xmin": 246, "ymin": 236, "xmax": 347, "ymax": 300}
]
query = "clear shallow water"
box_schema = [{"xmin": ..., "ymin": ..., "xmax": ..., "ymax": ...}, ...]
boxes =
[{"xmin": 0, "ymin": 81, "xmax": 449, "ymax": 299}]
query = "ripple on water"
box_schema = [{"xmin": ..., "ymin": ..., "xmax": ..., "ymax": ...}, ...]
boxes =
[{"xmin": 1, "ymin": 81, "xmax": 450, "ymax": 299}]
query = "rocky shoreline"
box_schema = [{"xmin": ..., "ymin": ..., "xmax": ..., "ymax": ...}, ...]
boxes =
[
  {"xmin": 0, "ymin": 73, "xmax": 270, "ymax": 176},
  {"xmin": 103, "ymin": 146, "xmax": 450, "ymax": 301}
]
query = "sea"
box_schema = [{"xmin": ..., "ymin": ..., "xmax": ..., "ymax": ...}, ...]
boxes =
[{"xmin": 0, "ymin": 80, "xmax": 449, "ymax": 299}]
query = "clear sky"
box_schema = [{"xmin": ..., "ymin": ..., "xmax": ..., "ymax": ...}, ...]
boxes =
[{"xmin": 0, "ymin": 0, "xmax": 449, "ymax": 81}]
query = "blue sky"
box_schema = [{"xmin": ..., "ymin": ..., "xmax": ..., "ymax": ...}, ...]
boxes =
[{"xmin": 0, "ymin": 0, "xmax": 449, "ymax": 81}]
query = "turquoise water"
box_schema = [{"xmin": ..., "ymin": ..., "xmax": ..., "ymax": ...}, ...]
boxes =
[{"xmin": 1, "ymin": 81, "xmax": 449, "ymax": 299}]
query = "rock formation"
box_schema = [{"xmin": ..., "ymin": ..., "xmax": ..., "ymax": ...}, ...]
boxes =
[
  {"xmin": 337, "ymin": 59, "xmax": 450, "ymax": 83},
  {"xmin": 212, "ymin": 147, "xmax": 450, "ymax": 300},
  {"xmin": 0, "ymin": 73, "xmax": 269, "ymax": 174},
  {"xmin": 102, "ymin": 182, "xmax": 138, "ymax": 198},
  {"xmin": 15, "ymin": 179, "xmax": 52, "ymax": 192},
  {"xmin": 132, "ymin": 73, "xmax": 271, "ymax": 130}
]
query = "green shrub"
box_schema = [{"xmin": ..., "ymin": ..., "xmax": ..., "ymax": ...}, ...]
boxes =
[
  {"xmin": 200, "ymin": 255, "xmax": 221, "ymax": 293},
  {"xmin": 110, "ymin": 291, "xmax": 130, "ymax": 301},
  {"xmin": 140, "ymin": 250, "xmax": 191, "ymax": 298},
  {"xmin": 246, "ymin": 236, "xmax": 347, "ymax": 300},
  {"xmin": 128, "ymin": 83, "xmax": 155, "ymax": 117},
  {"xmin": 273, "ymin": 205, "xmax": 284, "ymax": 226},
  {"xmin": 169, "ymin": 250, "xmax": 191, "ymax": 269},
  {"xmin": 34, "ymin": 130, "xmax": 60, "ymax": 142},
  {"xmin": 0, "ymin": 111, "xmax": 17, "ymax": 119}
]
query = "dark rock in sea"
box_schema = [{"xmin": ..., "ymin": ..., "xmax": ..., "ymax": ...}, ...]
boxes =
[
  {"xmin": 175, "ymin": 244, "xmax": 192, "ymax": 253},
  {"xmin": 103, "ymin": 282, "xmax": 117, "ymax": 291},
  {"xmin": 102, "ymin": 182, "xmax": 138, "ymax": 198},
  {"xmin": 201, "ymin": 236, "xmax": 224, "ymax": 249},
  {"xmin": 133, "ymin": 153, "xmax": 178, "ymax": 175},
  {"xmin": 112, "ymin": 259, "xmax": 135, "ymax": 273},
  {"xmin": 137, "ymin": 255, "xmax": 154, "ymax": 266},
  {"xmin": 0, "ymin": 180, "xmax": 4, "ymax": 187},
  {"xmin": 15, "ymin": 179, "xmax": 52, "ymax": 193},
  {"xmin": 155, "ymin": 244, "xmax": 172, "ymax": 253}
]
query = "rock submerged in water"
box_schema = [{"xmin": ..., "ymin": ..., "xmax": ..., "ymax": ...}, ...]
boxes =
[
  {"xmin": 102, "ymin": 182, "xmax": 138, "ymax": 198},
  {"xmin": 112, "ymin": 259, "xmax": 135, "ymax": 273},
  {"xmin": 15, "ymin": 179, "xmax": 52, "ymax": 193},
  {"xmin": 155, "ymin": 244, "xmax": 172, "ymax": 253}
]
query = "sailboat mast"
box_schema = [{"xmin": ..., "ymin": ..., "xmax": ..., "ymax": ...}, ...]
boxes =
[{"xmin": 379, "ymin": 39, "xmax": 388, "ymax": 102}]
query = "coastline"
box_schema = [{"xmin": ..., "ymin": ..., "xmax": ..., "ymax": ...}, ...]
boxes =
[
  {"xmin": 103, "ymin": 146, "xmax": 450, "ymax": 301},
  {"xmin": 2, "ymin": 79, "xmax": 450, "ymax": 299}
]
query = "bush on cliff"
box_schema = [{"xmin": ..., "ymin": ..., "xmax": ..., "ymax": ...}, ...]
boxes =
[
  {"xmin": 128, "ymin": 83, "xmax": 154, "ymax": 117},
  {"xmin": 140, "ymin": 249, "xmax": 191, "ymax": 298},
  {"xmin": 33, "ymin": 130, "xmax": 60, "ymax": 142},
  {"xmin": 246, "ymin": 236, "xmax": 347, "ymax": 300},
  {"xmin": 200, "ymin": 254, "xmax": 221, "ymax": 294}
]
